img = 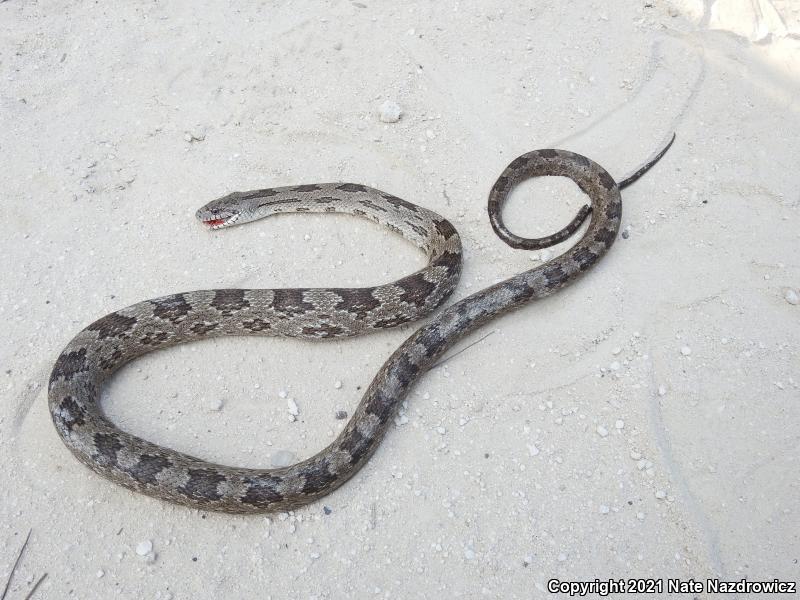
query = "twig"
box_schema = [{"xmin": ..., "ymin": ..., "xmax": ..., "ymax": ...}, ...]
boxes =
[
  {"xmin": 24, "ymin": 573, "xmax": 46, "ymax": 600},
  {"xmin": 431, "ymin": 331, "xmax": 495, "ymax": 370},
  {"xmin": 1, "ymin": 528, "xmax": 32, "ymax": 600}
]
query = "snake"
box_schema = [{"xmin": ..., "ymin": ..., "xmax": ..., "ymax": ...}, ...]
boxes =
[{"xmin": 48, "ymin": 134, "xmax": 675, "ymax": 513}]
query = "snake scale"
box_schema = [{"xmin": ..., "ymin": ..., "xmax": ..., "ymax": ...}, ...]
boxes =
[{"xmin": 48, "ymin": 135, "xmax": 675, "ymax": 513}]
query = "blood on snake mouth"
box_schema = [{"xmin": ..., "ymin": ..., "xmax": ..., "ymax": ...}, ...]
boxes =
[{"xmin": 204, "ymin": 218, "xmax": 227, "ymax": 227}]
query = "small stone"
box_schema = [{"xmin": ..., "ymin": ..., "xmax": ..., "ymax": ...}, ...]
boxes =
[
  {"xmin": 557, "ymin": 552, "xmax": 567, "ymax": 562},
  {"xmin": 323, "ymin": 506, "xmax": 332, "ymax": 515},
  {"xmin": 464, "ymin": 548, "xmax": 475, "ymax": 560},
  {"xmin": 278, "ymin": 389, "xmax": 288, "ymax": 399},
  {"xmin": 379, "ymin": 100, "xmax": 402, "ymax": 123},
  {"xmin": 609, "ymin": 361, "xmax": 621, "ymax": 371},
  {"xmin": 599, "ymin": 505, "xmax": 610, "ymax": 514},
  {"xmin": 394, "ymin": 414, "xmax": 409, "ymax": 426},
  {"xmin": 335, "ymin": 410, "xmax": 348, "ymax": 420},
  {"xmin": 527, "ymin": 444, "xmax": 540, "ymax": 457},
  {"xmin": 287, "ymin": 398, "xmax": 299, "ymax": 416},
  {"xmin": 96, "ymin": 569, "xmax": 105, "ymax": 578},
  {"xmin": 636, "ymin": 512, "xmax": 645, "ymax": 521},
  {"xmin": 135, "ymin": 540, "xmax": 153, "ymax": 556},
  {"xmin": 785, "ymin": 289, "xmax": 799, "ymax": 305},
  {"xmin": 630, "ymin": 450, "xmax": 642, "ymax": 460},
  {"xmin": 183, "ymin": 133, "xmax": 193, "ymax": 142},
  {"xmin": 539, "ymin": 249, "xmax": 552, "ymax": 262},
  {"xmin": 271, "ymin": 450, "xmax": 297, "ymax": 468},
  {"xmin": 680, "ymin": 346, "xmax": 692, "ymax": 356},
  {"xmin": 205, "ymin": 397, "xmax": 224, "ymax": 412},
  {"xmin": 436, "ymin": 426, "xmax": 446, "ymax": 435},
  {"xmin": 615, "ymin": 420, "xmax": 624, "ymax": 430},
  {"xmin": 655, "ymin": 490, "xmax": 666, "ymax": 499},
  {"xmin": 334, "ymin": 380, "xmax": 342, "ymax": 389},
  {"xmin": 596, "ymin": 425, "xmax": 609, "ymax": 437},
  {"xmin": 657, "ymin": 385, "xmax": 667, "ymax": 396},
  {"xmin": 612, "ymin": 346, "xmax": 622, "ymax": 355}
]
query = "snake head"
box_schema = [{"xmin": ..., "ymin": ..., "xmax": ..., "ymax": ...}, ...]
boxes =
[{"xmin": 196, "ymin": 192, "xmax": 248, "ymax": 229}]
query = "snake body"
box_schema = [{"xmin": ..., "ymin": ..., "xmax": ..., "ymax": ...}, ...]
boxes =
[{"xmin": 48, "ymin": 137, "xmax": 674, "ymax": 513}]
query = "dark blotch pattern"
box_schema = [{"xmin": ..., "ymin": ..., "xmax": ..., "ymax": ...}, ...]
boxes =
[
  {"xmin": 381, "ymin": 192, "xmax": 419, "ymax": 212},
  {"xmin": 271, "ymin": 289, "xmax": 316, "ymax": 318},
  {"xmin": 543, "ymin": 265, "xmax": 568, "ymax": 286},
  {"xmin": 242, "ymin": 318, "xmax": 271, "ymax": 332},
  {"xmin": 50, "ymin": 348, "xmax": 88, "ymax": 383},
  {"xmin": 124, "ymin": 454, "xmax": 171, "ymax": 485},
  {"xmin": 87, "ymin": 312, "xmax": 138, "ymax": 339},
  {"xmin": 292, "ymin": 184, "xmax": 323, "ymax": 192},
  {"xmin": 98, "ymin": 349, "xmax": 123, "ymax": 371},
  {"xmin": 598, "ymin": 170, "xmax": 617, "ymax": 191},
  {"xmin": 434, "ymin": 218, "xmax": 458, "ymax": 239},
  {"xmin": 594, "ymin": 227, "xmax": 617, "ymax": 248},
  {"xmin": 338, "ymin": 427, "xmax": 368, "ymax": 463},
  {"xmin": 301, "ymin": 323, "xmax": 346, "ymax": 337},
  {"xmin": 178, "ymin": 468, "xmax": 227, "ymax": 501},
  {"xmin": 210, "ymin": 289, "xmax": 250, "ymax": 316},
  {"xmin": 93, "ymin": 432, "xmax": 123, "ymax": 467},
  {"xmin": 151, "ymin": 294, "xmax": 192, "ymax": 324},
  {"xmin": 140, "ymin": 331, "xmax": 170, "ymax": 346},
  {"xmin": 333, "ymin": 289, "xmax": 381, "ymax": 319},
  {"xmin": 395, "ymin": 274, "xmax": 437, "ymax": 307},
  {"xmin": 300, "ymin": 459, "xmax": 337, "ymax": 494},
  {"xmin": 190, "ymin": 322, "xmax": 218, "ymax": 335},
  {"xmin": 241, "ymin": 476, "xmax": 284, "ymax": 506},
  {"xmin": 336, "ymin": 183, "xmax": 367, "ymax": 193},
  {"xmin": 55, "ymin": 396, "xmax": 86, "ymax": 431},
  {"xmin": 357, "ymin": 198, "xmax": 389, "ymax": 213}
]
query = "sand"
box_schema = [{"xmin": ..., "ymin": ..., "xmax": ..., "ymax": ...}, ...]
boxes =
[{"xmin": 1, "ymin": 1, "xmax": 798, "ymax": 598}]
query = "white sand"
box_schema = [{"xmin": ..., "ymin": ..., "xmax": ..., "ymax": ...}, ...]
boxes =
[{"xmin": 2, "ymin": 1, "xmax": 798, "ymax": 598}]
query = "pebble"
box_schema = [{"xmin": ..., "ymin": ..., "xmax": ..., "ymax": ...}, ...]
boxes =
[
  {"xmin": 637, "ymin": 512, "xmax": 646, "ymax": 521},
  {"xmin": 205, "ymin": 397, "xmax": 224, "ymax": 412},
  {"xmin": 609, "ymin": 361, "xmax": 621, "ymax": 371},
  {"xmin": 630, "ymin": 450, "xmax": 642, "ymax": 460},
  {"xmin": 612, "ymin": 346, "xmax": 622, "ymax": 355},
  {"xmin": 539, "ymin": 249, "xmax": 552, "ymax": 262},
  {"xmin": 436, "ymin": 426, "xmax": 446, "ymax": 435},
  {"xmin": 135, "ymin": 540, "xmax": 153, "ymax": 556},
  {"xmin": 680, "ymin": 346, "xmax": 692, "ymax": 356},
  {"xmin": 657, "ymin": 385, "xmax": 667, "ymax": 396},
  {"xmin": 272, "ymin": 450, "xmax": 297, "ymax": 468},
  {"xmin": 596, "ymin": 425, "xmax": 609, "ymax": 437},
  {"xmin": 96, "ymin": 569, "xmax": 104, "ymax": 578},
  {"xmin": 527, "ymin": 443, "xmax": 540, "ymax": 457},
  {"xmin": 278, "ymin": 390, "xmax": 288, "ymax": 399},
  {"xmin": 615, "ymin": 419, "xmax": 624, "ymax": 430},
  {"xmin": 655, "ymin": 489, "xmax": 667, "ymax": 499},
  {"xmin": 287, "ymin": 398, "xmax": 300, "ymax": 416},
  {"xmin": 394, "ymin": 414, "xmax": 409, "ymax": 426},
  {"xmin": 785, "ymin": 289, "xmax": 799, "ymax": 305},
  {"xmin": 335, "ymin": 410, "xmax": 348, "ymax": 420},
  {"xmin": 334, "ymin": 380, "xmax": 342, "ymax": 389},
  {"xmin": 464, "ymin": 548, "xmax": 475, "ymax": 560},
  {"xmin": 599, "ymin": 505, "xmax": 610, "ymax": 514},
  {"xmin": 557, "ymin": 552, "xmax": 567, "ymax": 562},
  {"xmin": 379, "ymin": 100, "xmax": 402, "ymax": 123}
]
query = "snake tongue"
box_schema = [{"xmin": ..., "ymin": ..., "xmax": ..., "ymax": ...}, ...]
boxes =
[{"xmin": 204, "ymin": 218, "xmax": 226, "ymax": 227}]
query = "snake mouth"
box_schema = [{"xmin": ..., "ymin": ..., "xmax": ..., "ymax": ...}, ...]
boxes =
[{"xmin": 202, "ymin": 213, "xmax": 239, "ymax": 229}]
